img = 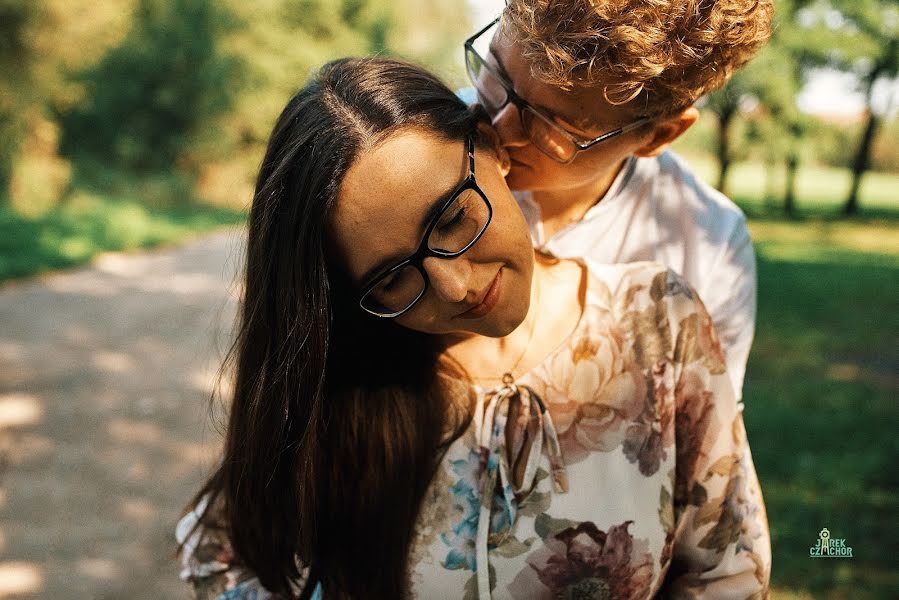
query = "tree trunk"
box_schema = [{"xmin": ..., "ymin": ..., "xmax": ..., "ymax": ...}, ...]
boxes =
[
  {"xmin": 716, "ymin": 107, "xmax": 736, "ymax": 196},
  {"xmin": 845, "ymin": 108, "xmax": 880, "ymax": 216},
  {"xmin": 844, "ymin": 58, "xmax": 887, "ymax": 216},
  {"xmin": 764, "ymin": 157, "xmax": 778, "ymax": 210},
  {"xmin": 784, "ymin": 153, "xmax": 799, "ymax": 219}
]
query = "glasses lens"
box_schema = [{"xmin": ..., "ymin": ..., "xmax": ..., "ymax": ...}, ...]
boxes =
[
  {"xmin": 428, "ymin": 188, "xmax": 491, "ymax": 254},
  {"xmin": 521, "ymin": 108, "xmax": 577, "ymax": 162},
  {"xmin": 465, "ymin": 48, "xmax": 508, "ymax": 115},
  {"xmin": 361, "ymin": 265, "xmax": 426, "ymax": 316}
]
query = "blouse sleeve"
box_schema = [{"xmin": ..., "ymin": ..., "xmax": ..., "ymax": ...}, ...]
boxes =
[
  {"xmin": 659, "ymin": 271, "xmax": 771, "ymax": 598},
  {"xmin": 175, "ymin": 495, "xmax": 281, "ymax": 600}
]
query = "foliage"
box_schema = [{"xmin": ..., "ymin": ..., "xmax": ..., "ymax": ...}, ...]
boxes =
[
  {"xmin": 0, "ymin": 0, "xmax": 475, "ymax": 276},
  {"xmin": 806, "ymin": 0, "xmax": 899, "ymax": 80},
  {"xmin": 792, "ymin": 0, "xmax": 899, "ymax": 213},
  {"xmin": 58, "ymin": 0, "xmax": 241, "ymax": 175},
  {"xmin": 0, "ymin": 0, "xmax": 42, "ymax": 196},
  {"xmin": 0, "ymin": 186, "xmax": 244, "ymax": 281}
]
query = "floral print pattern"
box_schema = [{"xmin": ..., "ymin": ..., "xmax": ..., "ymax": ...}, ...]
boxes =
[
  {"xmin": 443, "ymin": 448, "xmax": 498, "ymax": 571},
  {"xmin": 505, "ymin": 520, "xmax": 654, "ymax": 600},
  {"xmin": 178, "ymin": 261, "xmax": 771, "ymax": 599}
]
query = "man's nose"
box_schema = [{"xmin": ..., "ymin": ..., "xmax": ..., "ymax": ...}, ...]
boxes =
[
  {"xmin": 422, "ymin": 257, "xmax": 471, "ymax": 304},
  {"xmin": 492, "ymin": 101, "xmax": 529, "ymax": 149}
]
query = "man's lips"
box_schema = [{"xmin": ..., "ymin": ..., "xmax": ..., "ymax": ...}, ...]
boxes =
[
  {"xmin": 508, "ymin": 155, "xmax": 530, "ymax": 169},
  {"xmin": 457, "ymin": 269, "xmax": 503, "ymax": 319}
]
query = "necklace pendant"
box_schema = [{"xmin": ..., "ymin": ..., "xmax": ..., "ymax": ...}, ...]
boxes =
[{"xmin": 502, "ymin": 372, "xmax": 515, "ymax": 386}]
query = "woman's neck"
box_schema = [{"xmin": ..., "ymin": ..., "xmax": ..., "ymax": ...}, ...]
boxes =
[{"xmin": 441, "ymin": 256, "xmax": 585, "ymax": 384}]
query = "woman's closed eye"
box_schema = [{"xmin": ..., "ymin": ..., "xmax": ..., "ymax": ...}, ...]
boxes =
[
  {"xmin": 436, "ymin": 204, "xmax": 468, "ymax": 233},
  {"xmin": 374, "ymin": 266, "xmax": 421, "ymax": 296},
  {"xmin": 379, "ymin": 271, "xmax": 400, "ymax": 291},
  {"xmin": 427, "ymin": 189, "xmax": 489, "ymax": 255},
  {"xmin": 436, "ymin": 191, "xmax": 480, "ymax": 233}
]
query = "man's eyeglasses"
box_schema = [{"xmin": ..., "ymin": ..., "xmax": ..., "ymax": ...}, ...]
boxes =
[
  {"xmin": 358, "ymin": 136, "xmax": 493, "ymax": 318},
  {"xmin": 464, "ymin": 17, "xmax": 652, "ymax": 164}
]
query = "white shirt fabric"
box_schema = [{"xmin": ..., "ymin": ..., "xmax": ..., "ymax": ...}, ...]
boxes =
[{"xmin": 516, "ymin": 150, "xmax": 756, "ymax": 399}]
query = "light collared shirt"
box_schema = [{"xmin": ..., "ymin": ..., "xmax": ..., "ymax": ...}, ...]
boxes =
[{"xmin": 516, "ymin": 150, "xmax": 756, "ymax": 399}]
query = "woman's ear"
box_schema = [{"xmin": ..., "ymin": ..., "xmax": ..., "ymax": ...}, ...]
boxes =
[{"xmin": 475, "ymin": 119, "xmax": 511, "ymax": 176}]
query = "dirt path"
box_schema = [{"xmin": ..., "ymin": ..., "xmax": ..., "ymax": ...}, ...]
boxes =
[{"xmin": 0, "ymin": 229, "xmax": 246, "ymax": 599}]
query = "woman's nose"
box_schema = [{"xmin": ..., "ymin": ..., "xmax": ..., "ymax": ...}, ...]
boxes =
[
  {"xmin": 422, "ymin": 256, "xmax": 471, "ymax": 304},
  {"xmin": 492, "ymin": 102, "xmax": 529, "ymax": 149}
]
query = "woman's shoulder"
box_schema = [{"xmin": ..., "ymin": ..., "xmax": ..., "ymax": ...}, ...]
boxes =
[{"xmin": 175, "ymin": 495, "xmax": 282, "ymax": 600}]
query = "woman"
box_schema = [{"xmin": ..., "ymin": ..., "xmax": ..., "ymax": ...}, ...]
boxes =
[{"xmin": 177, "ymin": 57, "xmax": 770, "ymax": 599}]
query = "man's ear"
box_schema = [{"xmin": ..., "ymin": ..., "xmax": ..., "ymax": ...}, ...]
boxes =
[
  {"xmin": 475, "ymin": 120, "xmax": 511, "ymax": 176},
  {"xmin": 633, "ymin": 107, "xmax": 699, "ymax": 158}
]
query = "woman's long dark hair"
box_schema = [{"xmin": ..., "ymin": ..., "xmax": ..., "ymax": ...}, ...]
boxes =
[{"xmin": 187, "ymin": 58, "xmax": 488, "ymax": 598}]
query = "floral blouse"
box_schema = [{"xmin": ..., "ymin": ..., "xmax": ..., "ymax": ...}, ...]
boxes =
[{"xmin": 177, "ymin": 261, "xmax": 771, "ymax": 599}]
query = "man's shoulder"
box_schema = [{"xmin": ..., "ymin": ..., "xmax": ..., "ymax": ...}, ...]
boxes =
[
  {"xmin": 637, "ymin": 150, "xmax": 749, "ymax": 243},
  {"xmin": 652, "ymin": 150, "xmax": 746, "ymax": 221}
]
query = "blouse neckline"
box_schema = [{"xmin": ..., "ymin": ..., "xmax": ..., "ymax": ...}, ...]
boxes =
[{"xmin": 470, "ymin": 259, "xmax": 591, "ymax": 395}]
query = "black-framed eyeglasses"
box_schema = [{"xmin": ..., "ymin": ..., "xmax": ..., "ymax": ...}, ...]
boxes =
[
  {"xmin": 464, "ymin": 17, "xmax": 652, "ymax": 164},
  {"xmin": 357, "ymin": 136, "xmax": 493, "ymax": 318}
]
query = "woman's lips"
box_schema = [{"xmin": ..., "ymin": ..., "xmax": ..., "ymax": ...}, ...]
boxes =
[{"xmin": 457, "ymin": 269, "xmax": 503, "ymax": 320}]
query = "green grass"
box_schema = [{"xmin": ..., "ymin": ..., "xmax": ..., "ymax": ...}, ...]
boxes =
[
  {"xmin": 680, "ymin": 154, "xmax": 898, "ymax": 218},
  {"xmin": 742, "ymin": 217, "xmax": 899, "ymax": 600},
  {"xmin": 0, "ymin": 189, "xmax": 245, "ymax": 282}
]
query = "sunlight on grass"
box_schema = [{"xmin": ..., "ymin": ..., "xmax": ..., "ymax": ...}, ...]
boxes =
[
  {"xmin": 0, "ymin": 190, "xmax": 245, "ymax": 282},
  {"xmin": 742, "ymin": 215, "xmax": 898, "ymax": 600},
  {"xmin": 749, "ymin": 220, "xmax": 899, "ymax": 258},
  {"xmin": 771, "ymin": 588, "xmax": 815, "ymax": 600},
  {"xmin": 679, "ymin": 154, "xmax": 898, "ymax": 215}
]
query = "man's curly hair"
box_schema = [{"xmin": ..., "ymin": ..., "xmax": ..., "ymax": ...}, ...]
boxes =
[{"xmin": 502, "ymin": 0, "xmax": 774, "ymax": 117}]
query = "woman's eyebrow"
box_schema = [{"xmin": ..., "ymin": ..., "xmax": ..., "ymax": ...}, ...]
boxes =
[
  {"xmin": 357, "ymin": 183, "xmax": 459, "ymax": 286},
  {"xmin": 420, "ymin": 184, "xmax": 458, "ymax": 230}
]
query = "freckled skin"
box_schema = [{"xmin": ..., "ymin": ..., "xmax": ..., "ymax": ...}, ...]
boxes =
[
  {"xmin": 330, "ymin": 127, "xmax": 535, "ymax": 339},
  {"xmin": 488, "ymin": 31, "xmax": 653, "ymax": 196},
  {"xmin": 486, "ymin": 30, "xmax": 697, "ymax": 227}
]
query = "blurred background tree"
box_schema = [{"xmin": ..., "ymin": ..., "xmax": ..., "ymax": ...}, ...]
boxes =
[
  {"xmin": 823, "ymin": 0, "xmax": 898, "ymax": 215},
  {"xmin": 58, "ymin": 0, "xmax": 240, "ymax": 176},
  {"xmin": 3, "ymin": 0, "xmax": 895, "ymax": 221},
  {"xmin": 1, "ymin": 0, "xmax": 471, "ymax": 214},
  {"xmin": 0, "ymin": 0, "xmax": 49, "ymax": 206},
  {"xmin": 0, "ymin": 1, "xmax": 29, "ymax": 197},
  {"xmin": 700, "ymin": 0, "xmax": 899, "ymax": 217}
]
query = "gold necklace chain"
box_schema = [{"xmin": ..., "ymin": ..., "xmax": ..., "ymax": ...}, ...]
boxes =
[{"xmin": 462, "ymin": 274, "xmax": 542, "ymax": 383}]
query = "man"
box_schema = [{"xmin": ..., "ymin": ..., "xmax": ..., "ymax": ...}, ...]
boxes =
[{"xmin": 464, "ymin": 0, "xmax": 774, "ymax": 399}]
